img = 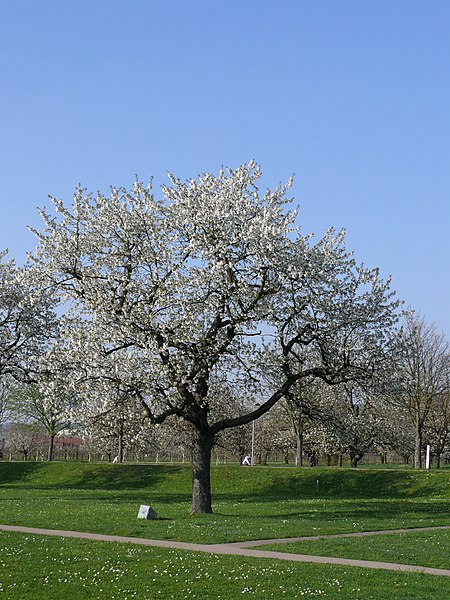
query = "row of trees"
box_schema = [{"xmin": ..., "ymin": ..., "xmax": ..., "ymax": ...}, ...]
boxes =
[
  {"xmin": 0, "ymin": 342, "xmax": 450, "ymax": 467},
  {"xmin": 0, "ymin": 162, "xmax": 448, "ymax": 512}
]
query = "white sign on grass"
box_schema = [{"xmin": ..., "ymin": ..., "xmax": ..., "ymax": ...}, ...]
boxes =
[{"xmin": 137, "ymin": 505, "xmax": 158, "ymax": 520}]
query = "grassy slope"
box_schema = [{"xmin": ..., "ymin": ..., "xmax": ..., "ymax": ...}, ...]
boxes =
[{"xmin": 0, "ymin": 462, "xmax": 449, "ymax": 544}]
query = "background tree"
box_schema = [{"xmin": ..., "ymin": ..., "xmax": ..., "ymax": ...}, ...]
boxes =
[
  {"xmin": 0, "ymin": 251, "xmax": 57, "ymax": 382},
  {"xmin": 8, "ymin": 342, "xmax": 76, "ymax": 461},
  {"xmin": 66, "ymin": 344, "xmax": 159, "ymax": 463},
  {"xmin": 281, "ymin": 378, "xmax": 325, "ymax": 466},
  {"xmin": 424, "ymin": 366, "xmax": 450, "ymax": 468},
  {"xmin": 395, "ymin": 313, "xmax": 449, "ymax": 468},
  {"xmin": 0, "ymin": 378, "xmax": 12, "ymax": 428},
  {"xmin": 250, "ymin": 407, "xmax": 293, "ymax": 465},
  {"xmin": 325, "ymin": 383, "xmax": 380, "ymax": 468},
  {"xmin": 214, "ymin": 422, "xmax": 251, "ymax": 464},
  {"xmin": 31, "ymin": 162, "xmax": 400, "ymax": 512},
  {"xmin": 77, "ymin": 387, "xmax": 148, "ymax": 463},
  {"xmin": 373, "ymin": 401, "xmax": 415, "ymax": 465},
  {"xmin": 270, "ymin": 410, "xmax": 296, "ymax": 464},
  {"xmin": 5, "ymin": 422, "xmax": 41, "ymax": 461},
  {"xmin": 151, "ymin": 419, "xmax": 193, "ymax": 463},
  {"xmin": 212, "ymin": 386, "xmax": 252, "ymax": 464},
  {"xmin": 302, "ymin": 420, "xmax": 345, "ymax": 467}
]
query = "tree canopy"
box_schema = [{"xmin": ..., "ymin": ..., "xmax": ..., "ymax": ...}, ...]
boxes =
[{"xmin": 28, "ymin": 162, "xmax": 401, "ymax": 512}]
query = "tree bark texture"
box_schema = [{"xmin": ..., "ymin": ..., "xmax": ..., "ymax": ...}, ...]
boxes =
[
  {"xmin": 295, "ymin": 430, "xmax": 303, "ymax": 467},
  {"xmin": 349, "ymin": 449, "xmax": 362, "ymax": 468},
  {"xmin": 191, "ymin": 429, "xmax": 214, "ymax": 514},
  {"xmin": 414, "ymin": 426, "xmax": 422, "ymax": 469},
  {"xmin": 48, "ymin": 434, "xmax": 55, "ymax": 462},
  {"xmin": 118, "ymin": 430, "xmax": 124, "ymax": 463}
]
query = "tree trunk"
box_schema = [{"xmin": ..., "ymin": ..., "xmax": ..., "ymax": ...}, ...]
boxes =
[
  {"xmin": 295, "ymin": 430, "xmax": 303, "ymax": 466},
  {"xmin": 349, "ymin": 449, "xmax": 361, "ymax": 468},
  {"xmin": 48, "ymin": 434, "xmax": 55, "ymax": 462},
  {"xmin": 435, "ymin": 452, "xmax": 441, "ymax": 469},
  {"xmin": 414, "ymin": 425, "xmax": 422, "ymax": 469},
  {"xmin": 118, "ymin": 430, "xmax": 124, "ymax": 463},
  {"xmin": 191, "ymin": 428, "xmax": 213, "ymax": 514},
  {"xmin": 308, "ymin": 451, "xmax": 318, "ymax": 467}
]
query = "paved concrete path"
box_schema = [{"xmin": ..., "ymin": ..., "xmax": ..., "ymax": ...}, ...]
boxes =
[{"xmin": 1, "ymin": 524, "xmax": 449, "ymax": 577}]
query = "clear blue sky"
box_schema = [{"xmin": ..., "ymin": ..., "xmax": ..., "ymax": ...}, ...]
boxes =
[{"xmin": 1, "ymin": 0, "xmax": 449, "ymax": 334}]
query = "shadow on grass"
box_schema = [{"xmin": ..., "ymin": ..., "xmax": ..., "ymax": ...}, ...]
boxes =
[
  {"xmin": 2, "ymin": 463, "xmax": 449, "ymax": 505},
  {"xmin": 0, "ymin": 462, "xmax": 190, "ymax": 491},
  {"xmin": 0, "ymin": 462, "xmax": 44, "ymax": 484},
  {"xmin": 215, "ymin": 468, "xmax": 450, "ymax": 501}
]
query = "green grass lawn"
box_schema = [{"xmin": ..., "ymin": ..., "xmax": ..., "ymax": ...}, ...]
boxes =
[
  {"xmin": 0, "ymin": 462, "xmax": 449, "ymax": 544},
  {"xmin": 1, "ymin": 530, "xmax": 449, "ymax": 599},
  {"xmin": 257, "ymin": 528, "xmax": 450, "ymax": 570},
  {"xmin": 1, "ymin": 462, "xmax": 449, "ymax": 599}
]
